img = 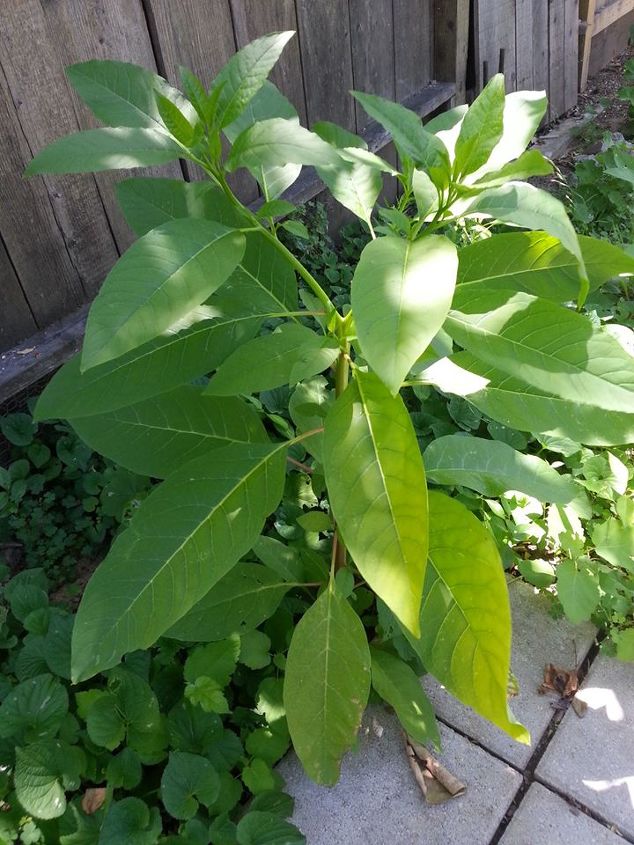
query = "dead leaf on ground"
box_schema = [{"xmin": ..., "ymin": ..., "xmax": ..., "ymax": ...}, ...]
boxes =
[
  {"xmin": 538, "ymin": 663, "xmax": 579, "ymax": 698},
  {"xmin": 404, "ymin": 734, "xmax": 466, "ymax": 805},
  {"xmin": 81, "ymin": 787, "xmax": 107, "ymax": 815}
]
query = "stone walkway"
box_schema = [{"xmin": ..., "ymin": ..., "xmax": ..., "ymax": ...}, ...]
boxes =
[{"xmin": 278, "ymin": 580, "xmax": 633, "ymax": 844}]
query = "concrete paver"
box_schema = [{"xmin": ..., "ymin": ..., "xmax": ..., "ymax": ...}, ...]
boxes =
[
  {"xmin": 536, "ymin": 655, "xmax": 634, "ymax": 841},
  {"xmin": 278, "ymin": 711, "xmax": 522, "ymax": 845},
  {"xmin": 423, "ymin": 579, "xmax": 597, "ymax": 768},
  {"xmin": 499, "ymin": 782, "xmax": 626, "ymax": 844}
]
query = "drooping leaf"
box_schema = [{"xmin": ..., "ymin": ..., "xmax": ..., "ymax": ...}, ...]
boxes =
[
  {"xmin": 236, "ymin": 811, "xmax": 305, "ymax": 845},
  {"xmin": 467, "ymin": 149, "xmax": 553, "ymax": 190},
  {"xmin": 226, "ymin": 118, "xmax": 340, "ymax": 172},
  {"xmin": 370, "ymin": 647, "xmax": 439, "ymax": 747},
  {"xmin": 14, "ymin": 740, "xmax": 84, "ymax": 820},
  {"xmin": 166, "ymin": 563, "xmax": 293, "ymax": 642},
  {"xmin": 284, "ymin": 586, "xmax": 371, "ymax": 785},
  {"xmin": 410, "ymin": 491, "xmax": 529, "ymax": 743},
  {"xmin": 70, "ymin": 387, "xmax": 267, "ymax": 478},
  {"xmin": 446, "ymin": 288, "xmax": 634, "ymax": 415},
  {"xmin": 412, "ymin": 169, "xmax": 438, "ymax": 218},
  {"xmin": 352, "ymin": 234, "xmax": 458, "ymax": 395},
  {"xmin": 81, "ymin": 219, "xmax": 246, "ymax": 370},
  {"xmin": 66, "ymin": 59, "xmax": 194, "ymax": 129},
  {"xmin": 71, "ymin": 442, "xmax": 288, "ymax": 681},
  {"xmin": 323, "ymin": 372, "xmax": 428, "ymax": 635},
  {"xmin": 479, "ymin": 90, "xmax": 549, "ymax": 175},
  {"xmin": 424, "ymin": 434, "xmax": 577, "ymax": 502},
  {"xmin": 25, "ymin": 128, "xmax": 182, "ymax": 175},
  {"xmin": 205, "ymin": 323, "xmax": 339, "ymax": 396},
  {"xmin": 454, "ymin": 74, "xmax": 505, "ymax": 177},
  {"xmin": 457, "ymin": 231, "xmax": 634, "ymax": 302},
  {"xmin": 161, "ymin": 752, "xmax": 220, "ymax": 820},
  {"xmin": 155, "ymin": 93, "xmax": 195, "ymax": 145},
  {"xmin": 212, "ymin": 32, "xmax": 295, "ymax": 128},
  {"xmin": 316, "ymin": 155, "xmax": 382, "ymax": 228},
  {"xmin": 556, "ymin": 559, "xmax": 601, "ymax": 623}
]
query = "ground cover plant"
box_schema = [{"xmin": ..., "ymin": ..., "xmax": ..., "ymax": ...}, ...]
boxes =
[{"xmin": 13, "ymin": 30, "xmax": 634, "ymax": 835}]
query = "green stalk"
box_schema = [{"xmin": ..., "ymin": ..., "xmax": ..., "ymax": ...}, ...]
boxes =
[{"xmin": 332, "ymin": 345, "xmax": 350, "ymax": 571}]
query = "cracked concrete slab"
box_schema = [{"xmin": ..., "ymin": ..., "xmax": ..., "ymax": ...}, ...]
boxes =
[
  {"xmin": 423, "ymin": 578, "xmax": 597, "ymax": 769},
  {"xmin": 278, "ymin": 710, "xmax": 522, "ymax": 845},
  {"xmin": 536, "ymin": 655, "xmax": 634, "ymax": 840},
  {"xmin": 499, "ymin": 782, "xmax": 626, "ymax": 844}
]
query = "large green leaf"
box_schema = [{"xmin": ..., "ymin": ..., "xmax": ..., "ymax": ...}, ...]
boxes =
[
  {"xmin": 466, "ymin": 150, "xmax": 553, "ymax": 190},
  {"xmin": 446, "ymin": 288, "xmax": 634, "ymax": 414},
  {"xmin": 25, "ymin": 128, "xmax": 182, "ymax": 175},
  {"xmin": 556, "ymin": 559, "xmax": 601, "ymax": 623},
  {"xmin": 457, "ymin": 231, "xmax": 634, "ymax": 302},
  {"xmin": 451, "ymin": 351, "xmax": 634, "ymax": 446},
  {"xmin": 284, "ymin": 586, "xmax": 371, "ymax": 785},
  {"xmin": 323, "ymin": 372, "xmax": 428, "ymax": 635},
  {"xmin": 370, "ymin": 647, "xmax": 439, "ymax": 747},
  {"xmin": 82, "ymin": 219, "xmax": 246, "ymax": 370},
  {"xmin": 424, "ymin": 434, "xmax": 577, "ymax": 502},
  {"xmin": 454, "ymin": 74, "xmax": 505, "ymax": 177},
  {"xmin": 66, "ymin": 60, "xmax": 194, "ymax": 129},
  {"xmin": 14, "ymin": 740, "xmax": 84, "ymax": 820},
  {"xmin": 477, "ymin": 90, "xmax": 548, "ymax": 176},
  {"xmin": 166, "ymin": 563, "xmax": 293, "ymax": 642},
  {"xmin": 205, "ymin": 323, "xmax": 339, "ymax": 396},
  {"xmin": 71, "ymin": 441, "xmax": 288, "ymax": 681},
  {"xmin": 411, "ymin": 492, "xmax": 528, "ymax": 742},
  {"xmin": 161, "ymin": 752, "xmax": 220, "ymax": 820},
  {"xmin": 592, "ymin": 517, "xmax": 634, "ymax": 572},
  {"xmin": 226, "ymin": 118, "xmax": 340, "ymax": 172},
  {"xmin": 70, "ymin": 387, "xmax": 267, "ymax": 478},
  {"xmin": 117, "ymin": 178, "xmax": 245, "ymax": 235},
  {"xmin": 212, "ymin": 32, "xmax": 295, "ymax": 128},
  {"xmin": 351, "ymin": 91, "xmax": 449, "ymax": 184},
  {"xmin": 352, "ymin": 235, "xmax": 458, "ymax": 394}
]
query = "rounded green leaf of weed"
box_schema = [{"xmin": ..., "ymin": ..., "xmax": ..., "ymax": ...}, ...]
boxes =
[
  {"xmin": 71, "ymin": 442, "xmax": 288, "ymax": 682},
  {"xmin": 14, "ymin": 740, "xmax": 84, "ymax": 820},
  {"xmin": 99, "ymin": 797, "xmax": 162, "ymax": 845},
  {"xmin": 245, "ymin": 723, "xmax": 290, "ymax": 766},
  {"xmin": 284, "ymin": 587, "xmax": 371, "ymax": 785},
  {"xmin": 352, "ymin": 235, "xmax": 458, "ymax": 394},
  {"xmin": 592, "ymin": 517, "xmax": 634, "ymax": 572},
  {"xmin": 167, "ymin": 700, "xmax": 222, "ymax": 755},
  {"xmin": 81, "ymin": 219, "xmax": 246, "ymax": 370},
  {"xmin": 614, "ymin": 629, "xmax": 634, "ymax": 661},
  {"xmin": 556, "ymin": 559, "xmax": 600, "ymax": 624},
  {"xmin": 0, "ymin": 674, "xmax": 68, "ymax": 744},
  {"xmin": 323, "ymin": 372, "xmax": 428, "ymax": 635},
  {"xmin": 107, "ymin": 748, "xmax": 143, "ymax": 790},
  {"xmin": 237, "ymin": 811, "xmax": 305, "ymax": 845},
  {"xmin": 412, "ymin": 491, "xmax": 529, "ymax": 743},
  {"xmin": 161, "ymin": 751, "xmax": 220, "ymax": 820},
  {"xmin": 241, "ymin": 758, "xmax": 284, "ymax": 795},
  {"xmin": 370, "ymin": 648, "xmax": 440, "ymax": 748},
  {"xmin": 184, "ymin": 638, "xmax": 240, "ymax": 686}
]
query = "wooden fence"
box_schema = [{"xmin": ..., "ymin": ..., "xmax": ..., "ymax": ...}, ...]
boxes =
[{"xmin": 0, "ymin": 0, "xmax": 459, "ymax": 362}]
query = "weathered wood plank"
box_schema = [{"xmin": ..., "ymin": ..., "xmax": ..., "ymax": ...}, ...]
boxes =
[
  {"xmin": 229, "ymin": 0, "xmax": 307, "ymax": 125},
  {"xmin": 532, "ymin": 0, "xmax": 550, "ymax": 95},
  {"xmin": 579, "ymin": 0, "xmax": 598, "ymax": 90},
  {"xmin": 349, "ymin": 0, "xmax": 395, "ymax": 130},
  {"xmin": 587, "ymin": 6, "xmax": 634, "ymax": 77},
  {"xmin": 564, "ymin": 0, "xmax": 580, "ymax": 112},
  {"xmin": 0, "ymin": 1, "xmax": 119, "ymax": 298},
  {"xmin": 593, "ymin": 0, "xmax": 634, "ymax": 34},
  {"xmin": 0, "ymin": 238, "xmax": 36, "ymax": 354},
  {"xmin": 295, "ymin": 0, "xmax": 356, "ymax": 130},
  {"xmin": 0, "ymin": 61, "xmax": 85, "ymax": 327},
  {"xmin": 394, "ymin": 0, "xmax": 433, "ymax": 100},
  {"xmin": 474, "ymin": 0, "xmax": 517, "ymax": 91},
  {"xmin": 39, "ymin": 0, "xmax": 183, "ymax": 254},
  {"xmin": 516, "ymin": 0, "xmax": 535, "ymax": 89},
  {"xmin": 143, "ymin": 0, "xmax": 257, "ymax": 200},
  {"xmin": 434, "ymin": 0, "xmax": 470, "ymax": 103},
  {"xmin": 548, "ymin": 0, "xmax": 567, "ymax": 119}
]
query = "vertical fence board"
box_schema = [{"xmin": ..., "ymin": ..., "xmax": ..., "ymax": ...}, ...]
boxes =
[
  {"xmin": 38, "ymin": 0, "xmax": 183, "ymax": 254},
  {"xmin": 394, "ymin": 0, "xmax": 433, "ymax": 100},
  {"xmin": 564, "ymin": 0, "xmax": 580, "ymax": 111},
  {"xmin": 295, "ymin": 0, "xmax": 356, "ymax": 130},
  {"xmin": 230, "ymin": 0, "xmax": 307, "ymax": 125},
  {"xmin": 349, "ymin": 0, "xmax": 395, "ymax": 130},
  {"xmin": 548, "ymin": 0, "xmax": 567, "ymax": 119},
  {"xmin": 516, "ymin": 0, "xmax": 535, "ymax": 89},
  {"xmin": 475, "ymin": 0, "xmax": 517, "ymax": 90},
  {"xmin": 434, "ymin": 0, "xmax": 469, "ymax": 103},
  {"xmin": 0, "ymin": 238, "xmax": 36, "ymax": 352},
  {"xmin": 532, "ymin": 0, "xmax": 550, "ymax": 94}
]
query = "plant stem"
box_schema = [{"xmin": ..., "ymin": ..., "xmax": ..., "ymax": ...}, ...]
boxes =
[{"xmin": 333, "ymin": 346, "xmax": 350, "ymax": 571}]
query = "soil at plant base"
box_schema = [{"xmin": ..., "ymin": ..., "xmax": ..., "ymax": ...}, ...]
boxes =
[{"xmin": 49, "ymin": 555, "xmax": 102, "ymax": 610}]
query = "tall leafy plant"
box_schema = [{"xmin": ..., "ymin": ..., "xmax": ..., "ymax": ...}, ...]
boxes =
[{"xmin": 29, "ymin": 33, "xmax": 634, "ymax": 784}]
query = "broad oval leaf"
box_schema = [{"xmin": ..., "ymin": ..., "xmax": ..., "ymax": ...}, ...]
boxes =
[
  {"xmin": 370, "ymin": 647, "xmax": 439, "ymax": 747},
  {"xmin": 424, "ymin": 434, "xmax": 578, "ymax": 502},
  {"xmin": 237, "ymin": 810, "xmax": 305, "ymax": 845},
  {"xmin": 161, "ymin": 751, "xmax": 220, "ymax": 820},
  {"xmin": 323, "ymin": 372, "xmax": 428, "ymax": 635},
  {"xmin": 352, "ymin": 234, "xmax": 458, "ymax": 394},
  {"xmin": 99, "ymin": 797, "xmax": 162, "ymax": 845},
  {"xmin": 446, "ymin": 288, "xmax": 634, "ymax": 415},
  {"xmin": 25, "ymin": 128, "xmax": 182, "ymax": 175},
  {"xmin": 284, "ymin": 587, "xmax": 371, "ymax": 785},
  {"xmin": 556, "ymin": 559, "xmax": 601, "ymax": 623},
  {"xmin": 467, "ymin": 149, "xmax": 553, "ymax": 190},
  {"xmin": 0, "ymin": 674, "xmax": 68, "ymax": 744},
  {"xmin": 166, "ymin": 563, "xmax": 293, "ymax": 642},
  {"xmin": 317, "ymin": 157, "xmax": 382, "ymax": 227},
  {"xmin": 206, "ymin": 323, "xmax": 339, "ymax": 396},
  {"xmin": 14, "ymin": 740, "xmax": 84, "ymax": 820},
  {"xmin": 411, "ymin": 491, "xmax": 528, "ymax": 742},
  {"xmin": 592, "ymin": 517, "xmax": 634, "ymax": 572},
  {"xmin": 82, "ymin": 219, "xmax": 246, "ymax": 370},
  {"xmin": 70, "ymin": 387, "xmax": 267, "ymax": 478},
  {"xmin": 212, "ymin": 32, "xmax": 295, "ymax": 128},
  {"xmin": 71, "ymin": 441, "xmax": 288, "ymax": 682},
  {"xmin": 475, "ymin": 90, "xmax": 548, "ymax": 176},
  {"xmin": 226, "ymin": 118, "xmax": 340, "ymax": 172},
  {"xmin": 457, "ymin": 231, "xmax": 634, "ymax": 302},
  {"xmin": 454, "ymin": 74, "xmax": 505, "ymax": 177}
]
